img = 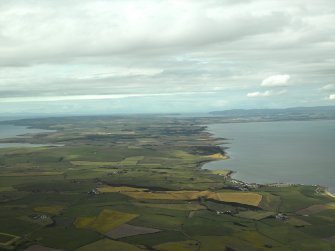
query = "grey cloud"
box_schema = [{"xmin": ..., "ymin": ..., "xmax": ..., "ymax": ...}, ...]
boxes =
[
  {"xmin": 0, "ymin": 1, "xmax": 294, "ymax": 65},
  {"xmin": 0, "ymin": 0, "xmax": 334, "ymax": 113}
]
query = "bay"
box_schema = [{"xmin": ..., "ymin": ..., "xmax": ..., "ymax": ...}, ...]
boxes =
[
  {"xmin": 204, "ymin": 120, "xmax": 335, "ymax": 194},
  {"xmin": 0, "ymin": 124, "xmax": 57, "ymax": 148}
]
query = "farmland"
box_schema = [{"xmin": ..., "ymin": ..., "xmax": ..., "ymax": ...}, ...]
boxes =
[
  {"xmin": 120, "ymin": 190, "xmax": 262, "ymax": 207},
  {"xmin": 0, "ymin": 115, "xmax": 334, "ymax": 250}
]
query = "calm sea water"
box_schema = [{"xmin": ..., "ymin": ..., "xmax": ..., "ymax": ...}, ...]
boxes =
[
  {"xmin": 204, "ymin": 120, "xmax": 335, "ymax": 194},
  {"xmin": 0, "ymin": 124, "xmax": 56, "ymax": 148},
  {"xmin": 0, "ymin": 124, "xmax": 52, "ymax": 138}
]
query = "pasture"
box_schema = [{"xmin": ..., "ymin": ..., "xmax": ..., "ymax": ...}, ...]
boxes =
[{"xmin": 0, "ymin": 116, "xmax": 333, "ymax": 250}]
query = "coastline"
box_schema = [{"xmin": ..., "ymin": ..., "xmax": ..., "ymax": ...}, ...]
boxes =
[
  {"xmin": 325, "ymin": 190, "xmax": 335, "ymax": 198},
  {"xmin": 204, "ymin": 149, "xmax": 335, "ymax": 200},
  {"xmin": 203, "ymin": 123, "xmax": 335, "ymax": 199}
]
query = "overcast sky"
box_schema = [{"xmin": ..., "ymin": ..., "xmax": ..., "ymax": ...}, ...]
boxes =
[{"xmin": 0, "ymin": 0, "xmax": 334, "ymax": 115}]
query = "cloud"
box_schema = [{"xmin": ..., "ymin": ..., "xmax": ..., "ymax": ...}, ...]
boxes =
[
  {"xmin": 247, "ymin": 89, "xmax": 287, "ymax": 97},
  {"xmin": 329, "ymin": 94, "xmax": 335, "ymax": 100},
  {"xmin": 261, "ymin": 74, "xmax": 291, "ymax": 87},
  {"xmin": 0, "ymin": 94, "xmax": 148, "ymax": 103},
  {"xmin": 320, "ymin": 84, "xmax": 335, "ymax": 91},
  {"xmin": 0, "ymin": 0, "xmax": 335, "ymax": 114},
  {"xmin": 0, "ymin": 92, "xmax": 214, "ymax": 103},
  {"xmin": 0, "ymin": 0, "xmax": 293, "ymax": 66}
]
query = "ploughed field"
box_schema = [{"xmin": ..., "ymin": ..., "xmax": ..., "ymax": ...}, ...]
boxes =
[{"xmin": 0, "ymin": 116, "xmax": 334, "ymax": 251}]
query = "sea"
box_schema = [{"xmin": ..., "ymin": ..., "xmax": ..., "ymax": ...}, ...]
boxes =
[
  {"xmin": 203, "ymin": 120, "xmax": 335, "ymax": 194},
  {"xmin": 0, "ymin": 123, "xmax": 56, "ymax": 148}
]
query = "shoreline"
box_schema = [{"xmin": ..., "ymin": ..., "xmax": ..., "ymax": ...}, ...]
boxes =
[
  {"xmin": 203, "ymin": 124, "xmax": 335, "ymax": 199},
  {"xmin": 325, "ymin": 190, "xmax": 335, "ymax": 198},
  {"xmin": 204, "ymin": 155, "xmax": 335, "ymax": 199}
]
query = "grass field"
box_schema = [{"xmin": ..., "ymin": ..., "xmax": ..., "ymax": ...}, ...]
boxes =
[
  {"xmin": 0, "ymin": 232, "xmax": 19, "ymax": 244},
  {"xmin": 34, "ymin": 205, "xmax": 65, "ymax": 215},
  {"xmin": 18, "ymin": 215, "xmax": 54, "ymax": 226},
  {"xmin": 0, "ymin": 186, "xmax": 15, "ymax": 192},
  {"xmin": 207, "ymin": 169, "xmax": 232, "ymax": 176},
  {"xmin": 296, "ymin": 204, "xmax": 329, "ymax": 215},
  {"xmin": 154, "ymin": 240, "xmax": 199, "ymax": 251},
  {"xmin": 106, "ymin": 224, "xmax": 161, "ymax": 239},
  {"xmin": 0, "ymin": 116, "xmax": 333, "ymax": 250},
  {"xmin": 237, "ymin": 210, "xmax": 275, "ymax": 220},
  {"xmin": 133, "ymin": 202, "xmax": 206, "ymax": 211},
  {"xmin": 0, "ymin": 171, "xmax": 63, "ymax": 177},
  {"xmin": 76, "ymin": 238, "xmax": 147, "ymax": 251},
  {"xmin": 286, "ymin": 217, "xmax": 311, "ymax": 227},
  {"xmin": 0, "ymin": 232, "xmax": 20, "ymax": 250},
  {"xmin": 25, "ymin": 244, "xmax": 68, "ymax": 251}
]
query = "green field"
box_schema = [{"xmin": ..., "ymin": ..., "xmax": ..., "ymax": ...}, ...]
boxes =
[{"xmin": 0, "ymin": 116, "xmax": 334, "ymax": 250}]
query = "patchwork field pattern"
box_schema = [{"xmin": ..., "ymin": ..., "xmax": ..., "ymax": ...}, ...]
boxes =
[{"xmin": 0, "ymin": 116, "xmax": 334, "ymax": 250}]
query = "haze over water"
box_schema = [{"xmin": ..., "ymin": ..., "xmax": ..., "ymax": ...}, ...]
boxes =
[
  {"xmin": 0, "ymin": 124, "xmax": 56, "ymax": 148},
  {"xmin": 204, "ymin": 120, "xmax": 335, "ymax": 194}
]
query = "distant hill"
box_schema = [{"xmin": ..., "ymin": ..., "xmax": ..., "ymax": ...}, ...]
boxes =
[{"xmin": 209, "ymin": 106, "xmax": 335, "ymax": 121}]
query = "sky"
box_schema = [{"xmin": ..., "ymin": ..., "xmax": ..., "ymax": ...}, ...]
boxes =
[{"xmin": 0, "ymin": 0, "xmax": 335, "ymax": 115}]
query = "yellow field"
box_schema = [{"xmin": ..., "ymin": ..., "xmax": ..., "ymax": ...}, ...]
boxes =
[
  {"xmin": 174, "ymin": 150, "xmax": 199, "ymax": 159},
  {"xmin": 34, "ymin": 205, "xmax": 65, "ymax": 215},
  {"xmin": 173, "ymin": 150, "xmax": 227, "ymax": 162},
  {"xmin": 209, "ymin": 170, "xmax": 232, "ymax": 176},
  {"xmin": 205, "ymin": 153, "xmax": 227, "ymax": 159},
  {"xmin": 208, "ymin": 192, "xmax": 262, "ymax": 207},
  {"xmin": 97, "ymin": 186, "xmax": 148, "ymax": 193},
  {"xmin": 91, "ymin": 209, "xmax": 138, "ymax": 233},
  {"xmin": 122, "ymin": 190, "xmax": 200, "ymax": 200},
  {"xmin": 122, "ymin": 191, "xmax": 262, "ymax": 207},
  {"xmin": 133, "ymin": 202, "xmax": 206, "ymax": 211},
  {"xmin": 74, "ymin": 209, "xmax": 138, "ymax": 234},
  {"xmin": 154, "ymin": 240, "xmax": 198, "ymax": 251},
  {"xmin": 70, "ymin": 161, "xmax": 116, "ymax": 166}
]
